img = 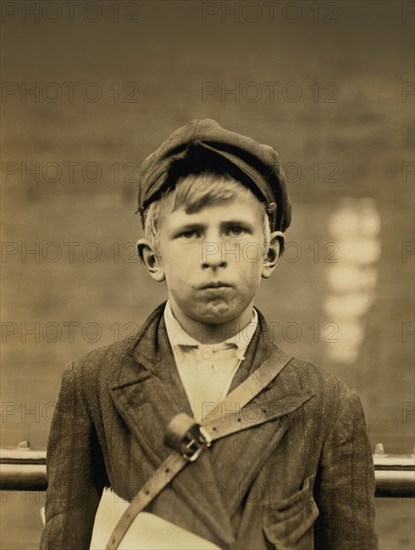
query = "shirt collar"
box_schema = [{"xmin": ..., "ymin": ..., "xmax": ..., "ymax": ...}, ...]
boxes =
[{"xmin": 164, "ymin": 300, "xmax": 258, "ymax": 359}]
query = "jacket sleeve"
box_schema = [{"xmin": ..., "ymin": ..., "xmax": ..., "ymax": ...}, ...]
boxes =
[
  {"xmin": 314, "ymin": 388, "xmax": 378, "ymax": 550},
  {"xmin": 40, "ymin": 362, "xmax": 106, "ymax": 550}
]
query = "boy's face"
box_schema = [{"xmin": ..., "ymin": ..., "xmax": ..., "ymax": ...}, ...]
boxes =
[{"xmin": 138, "ymin": 180, "xmax": 283, "ymax": 339}]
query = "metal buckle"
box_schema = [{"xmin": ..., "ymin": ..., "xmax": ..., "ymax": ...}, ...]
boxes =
[
  {"xmin": 165, "ymin": 413, "xmax": 212, "ymax": 463},
  {"xmin": 181, "ymin": 426, "xmax": 212, "ymax": 462}
]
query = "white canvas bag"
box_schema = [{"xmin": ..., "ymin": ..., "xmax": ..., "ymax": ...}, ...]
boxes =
[{"xmin": 90, "ymin": 488, "xmax": 220, "ymax": 550}]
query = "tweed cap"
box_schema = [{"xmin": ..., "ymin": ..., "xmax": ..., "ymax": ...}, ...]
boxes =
[{"xmin": 137, "ymin": 118, "xmax": 292, "ymax": 232}]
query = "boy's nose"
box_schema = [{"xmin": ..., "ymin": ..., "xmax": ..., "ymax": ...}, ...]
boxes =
[{"xmin": 201, "ymin": 240, "xmax": 227, "ymax": 270}]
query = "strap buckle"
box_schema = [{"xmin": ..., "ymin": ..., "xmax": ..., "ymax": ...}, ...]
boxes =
[
  {"xmin": 181, "ymin": 426, "xmax": 211, "ymax": 462},
  {"xmin": 165, "ymin": 413, "xmax": 211, "ymax": 462}
]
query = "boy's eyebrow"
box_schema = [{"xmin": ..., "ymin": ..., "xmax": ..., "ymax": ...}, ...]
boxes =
[
  {"xmin": 170, "ymin": 222, "xmax": 206, "ymax": 234},
  {"xmin": 221, "ymin": 219, "xmax": 255, "ymax": 230},
  {"xmin": 220, "ymin": 218, "xmax": 252, "ymax": 227}
]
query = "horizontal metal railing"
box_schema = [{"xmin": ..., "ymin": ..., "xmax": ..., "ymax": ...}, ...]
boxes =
[
  {"xmin": 1, "ymin": 442, "xmax": 47, "ymax": 492},
  {"xmin": 1, "ymin": 441, "xmax": 414, "ymax": 497},
  {"xmin": 372, "ymin": 443, "xmax": 415, "ymax": 497}
]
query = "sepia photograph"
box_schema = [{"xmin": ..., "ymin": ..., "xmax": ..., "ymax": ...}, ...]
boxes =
[{"xmin": 1, "ymin": 1, "xmax": 414, "ymax": 548}]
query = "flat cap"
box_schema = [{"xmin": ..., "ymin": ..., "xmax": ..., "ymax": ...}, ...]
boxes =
[{"xmin": 137, "ymin": 118, "xmax": 292, "ymax": 232}]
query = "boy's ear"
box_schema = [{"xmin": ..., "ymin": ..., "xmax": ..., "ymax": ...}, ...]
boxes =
[
  {"xmin": 136, "ymin": 239, "xmax": 165, "ymax": 282},
  {"xmin": 261, "ymin": 231, "xmax": 285, "ymax": 279}
]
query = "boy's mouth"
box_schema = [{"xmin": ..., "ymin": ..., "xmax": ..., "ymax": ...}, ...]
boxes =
[{"xmin": 198, "ymin": 282, "xmax": 232, "ymax": 290}]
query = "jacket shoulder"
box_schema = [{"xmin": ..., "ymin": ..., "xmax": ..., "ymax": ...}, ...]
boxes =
[
  {"xmin": 74, "ymin": 333, "xmax": 138, "ymax": 366},
  {"xmin": 284, "ymin": 355, "xmax": 351, "ymax": 393},
  {"xmin": 278, "ymin": 353, "xmax": 363, "ymax": 423},
  {"xmin": 69, "ymin": 332, "xmax": 138, "ymax": 383},
  {"xmin": 68, "ymin": 302, "xmax": 166, "ymax": 382}
]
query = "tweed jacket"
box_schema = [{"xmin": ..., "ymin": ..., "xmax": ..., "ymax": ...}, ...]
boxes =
[{"xmin": 40, "ymin": 303, "xmax": 377, "ymax": 549}]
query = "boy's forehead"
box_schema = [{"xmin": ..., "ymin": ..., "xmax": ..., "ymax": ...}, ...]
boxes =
[{"xmin": 159, "ymin": 186, "xmax": 264, "ymax": 227}]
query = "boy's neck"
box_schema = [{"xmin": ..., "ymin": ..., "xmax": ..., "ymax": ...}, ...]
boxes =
[{"xmin": 168, "ymin": 300, "xmax": 255, "ymax": 345}]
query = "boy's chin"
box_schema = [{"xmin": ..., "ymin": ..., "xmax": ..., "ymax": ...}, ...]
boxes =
[{"xmin": 194, "ymin": 300, "xmax": 241, "ymax": 325}]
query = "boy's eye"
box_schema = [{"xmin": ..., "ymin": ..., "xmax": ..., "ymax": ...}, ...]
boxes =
[
  {"xmin": 179, "ymin": 229, "xmax": 199, "ymax": 239},
  {"xmin": 227, "ymin": 226, "xmax": 245, "ymax": 236}
]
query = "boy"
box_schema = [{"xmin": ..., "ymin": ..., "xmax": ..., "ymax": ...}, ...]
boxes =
[{"xmin": 41, "ymin": 119, "xmax": 377, "ymax": 549}]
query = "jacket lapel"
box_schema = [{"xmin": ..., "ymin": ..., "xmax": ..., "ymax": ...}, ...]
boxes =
[
  {"xmin": 208, "ymin": 313, "xmax": 316, "ymax": 518},
  {"xmin": 109, "ymin": 304, "xmax": 236, "ymax": 545}
]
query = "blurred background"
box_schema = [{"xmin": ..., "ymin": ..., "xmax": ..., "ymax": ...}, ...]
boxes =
[{"xmin": 1, "ymin": 0, "xmax": 414, "ymax": 547}]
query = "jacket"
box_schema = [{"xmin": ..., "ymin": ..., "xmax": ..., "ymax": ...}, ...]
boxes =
[{"xmin": 40, "ymin": 303, "xmax": 378, "ymax": 549}]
